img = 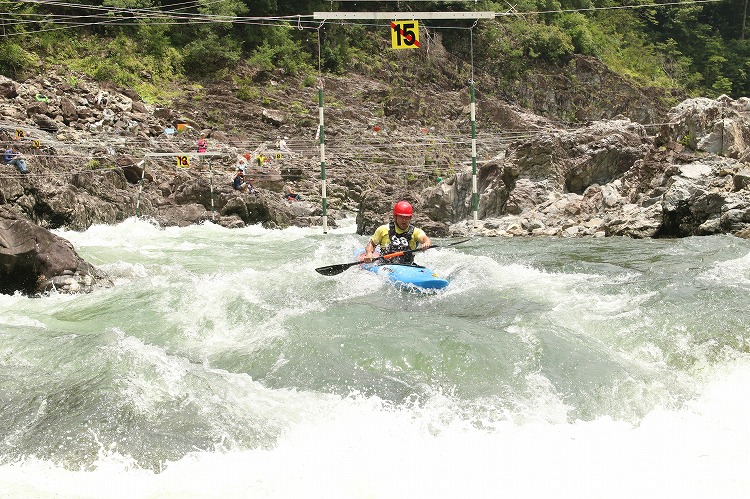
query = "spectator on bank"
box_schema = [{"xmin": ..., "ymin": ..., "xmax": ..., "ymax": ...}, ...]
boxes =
[
  {"xmin": 233, "ymin": 166, "xmax": 257, "ymax": 195},
  {"xmin": 197, "ymin": 134, "xmax": 208, "ymax": 153},
  {"xmin": 284, "ymin": 184, "xmax": 301, "ymax": 201},
  {"xmin": 278, "ymin": 136, "xmax": 293, "ymax": 154},
  {"xmin": 3, "ymin": 147, "xmax": 29, "ymax": 174}
]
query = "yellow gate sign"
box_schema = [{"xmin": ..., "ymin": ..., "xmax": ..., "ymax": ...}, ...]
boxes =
[
  {"xmin": 391, "ymin": 20, "xmax": 420, "ymax": 49},
  {"xmin": 176, "ymin": 155, "xmax": 190, "ymax": 168}
]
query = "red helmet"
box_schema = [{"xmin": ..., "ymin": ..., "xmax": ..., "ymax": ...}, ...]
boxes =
[{"xmin": 393, "ymin": 200, "xmax": 413, "ymax": 217}]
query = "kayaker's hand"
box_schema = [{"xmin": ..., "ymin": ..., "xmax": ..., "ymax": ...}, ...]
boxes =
[{"xmin": 363, "ymin": 252, "xmax": 374, "ymax": 262}]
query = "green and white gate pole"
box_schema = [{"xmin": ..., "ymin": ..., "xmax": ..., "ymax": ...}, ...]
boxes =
[
  {"xmin": 135, "ymin": 160, "xmax": 146, "ymax": 217},
  {"xmin": 318, "ymin": 87, "xmax": 328, "ymax": 234},
  {"xmin": 208, "ymin": 159, "xmax": 215, "ymax": 220},
  {"xmin": 470, "ymin": 82, "xmax": 478, "ymax": 226}
]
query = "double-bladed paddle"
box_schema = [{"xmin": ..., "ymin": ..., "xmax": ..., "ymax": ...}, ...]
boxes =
[{"xmin": 315, "ymin": 238, "xmax": 471, "ymax": 276}]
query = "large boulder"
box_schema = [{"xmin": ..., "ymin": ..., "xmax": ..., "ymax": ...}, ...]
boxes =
[
  {"xmin": 0, "ymin": 207, "xmax": 111, "ymax": 295},
  {"xmin": 0, "ymin": 76, "xmax": 17, "ymax": 98},
  {"xmin": 422, "ymin": 118, "xmax": 649, "ymax": 227},
  {"xmin": 657, "ymin": 96, "xmax": 750, "ymax": 158}
]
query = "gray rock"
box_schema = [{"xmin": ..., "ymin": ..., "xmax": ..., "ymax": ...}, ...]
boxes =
[{"xmin": 0, "ymin": 207, "xmax": 112, "ymax": 295}]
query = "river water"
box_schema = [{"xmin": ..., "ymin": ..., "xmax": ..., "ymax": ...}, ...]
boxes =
[{"xmin": 1, "ymin": 217, "xmax": 748, "ymax": 498}]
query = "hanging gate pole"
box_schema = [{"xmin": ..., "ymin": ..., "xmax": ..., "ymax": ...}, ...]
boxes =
[
  {"xmin": 135, "ymin": 160, "xmax": 146, "ymax": 217},
  {"xmin": 209, "ymin": 159, "xmax": 215, "ymax": 220},
  {"xmin": 318, "ymin": 87, "xmax": 328, "ymax": 234},
  {"xmin": 470, "ymin": 82, "xmax": 478, "ymax": 226}
]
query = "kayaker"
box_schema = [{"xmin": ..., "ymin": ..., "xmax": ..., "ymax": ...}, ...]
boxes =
[{"xmin": 363, "ymin": 200, "xmax": 431, "ymax": 265}]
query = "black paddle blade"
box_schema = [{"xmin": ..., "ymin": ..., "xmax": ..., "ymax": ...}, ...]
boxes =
[
  {"xmin": 445, "ymin": 237, "xmax": 472, "ymax": 247},
  {"xmin": 315, "ymin": 261, "xmax": 360, "ymax": 276}
]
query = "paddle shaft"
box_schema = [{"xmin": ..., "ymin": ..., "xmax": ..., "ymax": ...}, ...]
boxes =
[{"xmin": 315, "ymin": 238, "xmax": 470, "ymax": 276}]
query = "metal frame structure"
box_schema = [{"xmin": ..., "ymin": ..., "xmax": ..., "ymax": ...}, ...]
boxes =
[
  {"xmin": 313, "ymin": 11, "xmax": 494, "ymax": 20},
  {"xmin": 314, "ymin": 11, "xmax": 487, "ymax": 231}
]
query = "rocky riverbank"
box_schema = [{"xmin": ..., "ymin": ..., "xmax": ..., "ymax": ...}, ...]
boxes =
[
  {"xmin": 432, "ymin": 96, "xmax": 750, "ymax": 239},
  {"xmin": 2, "ymin": 64, "xmax": 750, "ymax": 295}
]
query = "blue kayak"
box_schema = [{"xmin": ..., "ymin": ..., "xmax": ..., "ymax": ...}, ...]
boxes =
[{"xmin": 355, "ymin": 249, "xmax": 449, "ymax": 291}]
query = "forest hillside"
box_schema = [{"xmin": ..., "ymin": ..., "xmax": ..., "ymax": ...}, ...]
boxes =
[{"xmin": 2, "ymin": 0, "xmax": 749, "ymax": 119}]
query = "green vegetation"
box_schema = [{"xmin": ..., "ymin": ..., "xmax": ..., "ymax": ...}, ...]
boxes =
[
  {"xmin": 455, "ymin": 0, "xmax": 750, "ymax": 98},
  {"xmin": 0, "ymin": 40, "xmax": 38, "ymax": 75},
  {"xmin": 235, "ymin": 77, "xmax": 261, "ymax": 101},
  {"xmin": 85, "ymin": 159, "xmax": 102, "ymax": 170},
  {"xmin": 0, "ymin": 0, "xmax": 748, "ymax": 103},
  {"xmin": 287, "ymin": 100, "xmax": 308, "ymax": 116}
]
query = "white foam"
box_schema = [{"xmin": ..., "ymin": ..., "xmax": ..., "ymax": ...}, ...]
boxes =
[
  {"xmin": 1, "ymin": 357, "xmax": 747, "ymax": 498},
  {"xmin": 4, "ymin": 223, "xmax": 746, "ymax": 498}
]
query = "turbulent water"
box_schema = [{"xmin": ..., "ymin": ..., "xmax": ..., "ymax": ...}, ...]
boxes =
[{"xmin": 1, "ymin": 217, "xmax": 748, "ymax": 498}]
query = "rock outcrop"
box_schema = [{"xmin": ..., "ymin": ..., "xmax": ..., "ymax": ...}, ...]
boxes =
[
  {"xmin": 0, "ymin": 207, "xmax": 111, "ymax": 294},
  {"xmin": 0, "ymin": 72, "xmax": 330, "ymax": 229}
]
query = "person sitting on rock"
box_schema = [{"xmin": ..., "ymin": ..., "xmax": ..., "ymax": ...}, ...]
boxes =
[
  {"xmin": 3, "ymin": 147, "xmax": 29, "ymax": 174},
  {"xmin": 233, "ymin": 166, "xmax": 257, "ymax": 194},
  {"xmin": 235, "ymin": 155, "xmax": 248, "ymax": 171},
  {"xmin": 283, "ymin": 184, "xmax": 301, "ymax": 201}
]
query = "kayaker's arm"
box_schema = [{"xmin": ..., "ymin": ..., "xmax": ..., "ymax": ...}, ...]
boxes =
[
  {"xmin": 363, "ymin": 239, "xmax": 377, "ymax": 262},
  {"xmin": 419, "ymin": 234, "xmax": 432, "ymax": 249}
]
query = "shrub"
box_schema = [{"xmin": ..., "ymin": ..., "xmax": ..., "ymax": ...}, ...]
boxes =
[
  {"xmin": 710, "ymin": 76, "xmax": 733, "ymax": 97},
  {"xmin": 236, "ymin": 80, "xmax": 260, "ymax": 101},
  {"xmin": 0, "ymin": 41, "xmax": 38, "ymax": 78},
  {"xmin": 303, "ymin": 74, "xmax": 317, "ymax": 87},
  {"xmin": 560, "ymin": 13, "xmax": 600, "ymax": 56},
  {"xmin": 183, "ymin": 31, "xmax": 242, "ymax": 76},
  {"xmin": 521, "ymin": 23, "xmax": 575, "ymax": 61},
  {"xmin": 248, "ymin": 38, "xmax": 313, "ymax": 76}
]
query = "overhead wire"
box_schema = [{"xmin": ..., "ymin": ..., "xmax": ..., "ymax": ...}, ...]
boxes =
[
  {"xmin": 2, "ymin": 0, "xmax": 727, "ymax": 33},
  {"xmin": 1, "ymin": 1, "xmax": 691, "ymax": 185},
  {"xmin": 2, "ymin": 0, "xmax": 325, "ymax": 37}
]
